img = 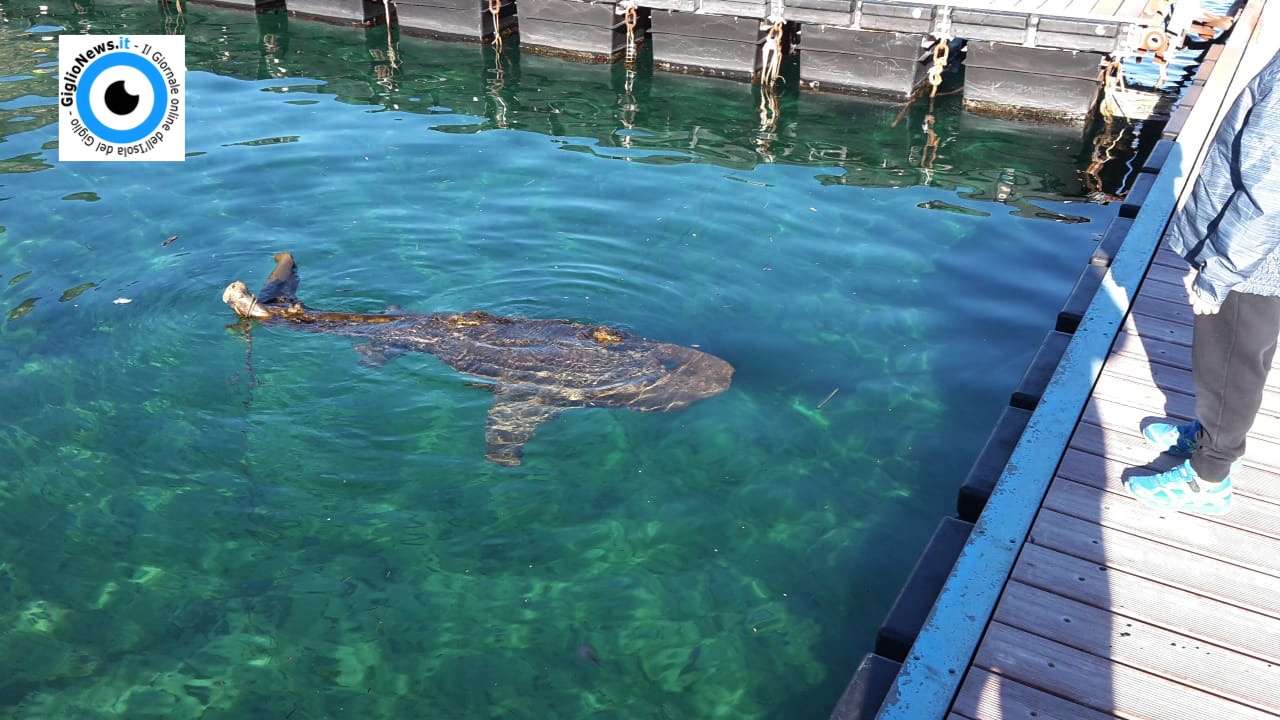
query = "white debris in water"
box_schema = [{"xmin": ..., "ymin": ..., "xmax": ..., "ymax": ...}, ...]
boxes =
[{"xmin": 113, "ymin": 298, "xmax": 132, "ymax": 304}]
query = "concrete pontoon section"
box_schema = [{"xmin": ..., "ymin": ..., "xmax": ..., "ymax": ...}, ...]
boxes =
[{"xmin": 191, "ymin": 0, "xmax": 1224, "ymax": 122}]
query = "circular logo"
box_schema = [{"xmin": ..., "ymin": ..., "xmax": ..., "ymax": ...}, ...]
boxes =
[{"xmin": 75, "ymin": 52, "xmax": 167, "ymax": 145}]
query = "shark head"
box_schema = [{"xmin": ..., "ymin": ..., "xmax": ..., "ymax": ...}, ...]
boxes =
[
  {"xmin": 628, "ymin": 343, "xmax": 734, "ymax": 412},
  {"xmin": 222, "ymin": 281, "xmax": 272, "ymax": 319}
]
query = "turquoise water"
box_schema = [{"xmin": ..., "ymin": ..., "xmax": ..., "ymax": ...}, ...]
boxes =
[{"xmin": 0, "ymin": 2, "xmax": 1149, "ymax": 718}]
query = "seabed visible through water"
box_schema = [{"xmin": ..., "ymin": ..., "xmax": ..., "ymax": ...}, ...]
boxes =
[{"xmin": 0, "ymin": 2, "xmax": 1213, "ymax": 717}]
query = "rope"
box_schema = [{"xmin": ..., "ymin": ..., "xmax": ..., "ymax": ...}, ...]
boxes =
[
  {"xmin": 226, "ymin": 320, "xmax": 261, "ymax": 411},
  {"xmin": 382, "ymin": 0, "xmax": 399, "ymax": 70}
]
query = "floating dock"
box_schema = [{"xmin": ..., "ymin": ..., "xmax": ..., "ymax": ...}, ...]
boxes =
[
  {"xmin": 829, "ymin": 0, "xmax": 1280, "ymax": 717},
  {"xmin": 191, "ymin": 0, "xmax": 1225, "ymax": 122}
]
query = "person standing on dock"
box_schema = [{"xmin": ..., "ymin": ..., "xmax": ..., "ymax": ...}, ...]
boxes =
[{"xmin": 1126, "ymin": 48, "xmax": 1280, "ymax": 516}]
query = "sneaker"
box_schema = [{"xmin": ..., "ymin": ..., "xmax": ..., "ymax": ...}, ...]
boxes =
[
  {"xmin": 1125, "ymin": 459, "xmax": 1233, "ymax": 515},
  {"xmin": 1143, "ymin": 419, "xmax": 1201, "ymax": 458}
]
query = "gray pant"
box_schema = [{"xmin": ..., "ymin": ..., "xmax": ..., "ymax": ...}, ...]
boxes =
[{"xmin": 1192, "ymin": 291, "xmax": 1280, "ymax": 482}]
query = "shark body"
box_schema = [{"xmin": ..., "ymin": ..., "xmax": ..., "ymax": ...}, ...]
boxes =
[{"xmin": 223, "ymin": 252, "xmax": 734, "ymax": 465}]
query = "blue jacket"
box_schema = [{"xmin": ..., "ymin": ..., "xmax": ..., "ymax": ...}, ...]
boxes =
[{"xmin": 1167, "ymin": 48, "xmax": 1280, "ymax": 305}]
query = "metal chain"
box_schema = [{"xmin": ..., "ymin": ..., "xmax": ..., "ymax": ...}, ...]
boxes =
[
  {"xmin": 927, "ymin": 38, "xmax": 949, "ymax": 98},
  {"xmin": 489, "ymin": 0, "xmax": 503, "ymax": 50},
  {"xmin": 759, "ymin": 21, "xmax": 784, "ymax": 86},
  {"xmin": 624, "ymin": 4, "xmax": 638, "ymax": 64}
]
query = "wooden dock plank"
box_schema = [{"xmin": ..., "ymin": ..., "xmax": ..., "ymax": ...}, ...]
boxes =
[
  {"xmin": 1140, "ymin": 276, "xmax": 1201, "ymax": 306},
  {"xmin": 1115, "ymin": 0, "xmax": 1156, "ymax": 20},
  {"xmin": 1090, "ymin": 371, "xmax": 1280, "ymax": 442},
  {"xmin": 1013, "ymin": 543, "xmax": 1280, "ymax": 666},
  {"xmin": 1122, "ymin": 308, "xmax": 1193, "ymax": 347},
  {"xmin": 974, "ymin": 622, "xmax": 1279, "ymax": 720},
  {"xmin": 843, "ymin": 0, "xmax": 1164, "ymax": 23},
  {"xmin": 1156, "ymin": 249, "xmax": 1186, "ymax": 266},
  {"xmin": 994, "ymin": 582, "xmax": 1280, "ymax": 714},
  {"xmin": 1108, "ymin": 330, "xmax": 1280, "ymax": 392},
  {"xmin": 1132, "ymin": 293, "xmax": 1195, "ymax": 328},
  {"xmin": 1042, "ymin": 475, "xmax": 1280, "ymax": 576},
  {"xmin": 1146, "ymin": 260, "xmax": 1192, "ymax": 285},
  {"xmin": 1098, "ymin": 354, "xmax": 1280, "ymax": 426},
  {"xmin": 1093, "ymin": 377, "xmax": 1280, "ymax": 448},
  {"xmin": 1067, "ymin": 423, "xmax": 1280, "ymax": 508},
  {"xmin": 1140, "ymin": 278, "xmax": 1199, "ymax": 305},
  {"xmin": 1102, "ymin": 352, "xmax": 1200, "ymax": 393},
  {"xmin": 1089, "ymin": 0, "xmax": 1126, "ymax": 16},
  {"xmin": 953, "ymin": 667, "xmax": 1118, "ymax": 720},
  {"xmin": 1049, "ymin": 0, "xmax": 1100, "ymax": 14},
  {"xmin": 1027, "ymin": 508, "xmax": 1280, "ymax": 620},
  {"xmin": 1072, "ymin": 0, "xmax": 1110, "ymax": 14},
  {"xmin": 1076, "ymin": 399, "xmax": 1280, "ymax": 480}
]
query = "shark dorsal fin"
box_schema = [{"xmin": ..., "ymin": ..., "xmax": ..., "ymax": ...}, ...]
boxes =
[{"xmin": 258, "ymin": 252, "xmax": 299, "ymax": 304}]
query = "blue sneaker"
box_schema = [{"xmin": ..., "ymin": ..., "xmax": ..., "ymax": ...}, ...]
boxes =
[
  {"xmin": 1125, "ymin": 460, "xmax": 1233, "ymax": 515},
  {"xmin": 1143, "ymin": 419, "xmax": 1201, "ymax": 458}
]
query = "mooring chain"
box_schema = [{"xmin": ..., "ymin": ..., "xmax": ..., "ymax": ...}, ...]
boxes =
[
  {"xmin": 757, "ymin": 18, "xmax": 782, "ymax": 164},
  {"xmin": 489, "ymin": 0, "xmax": 503, "ymax": 51},
  {"xmin": 927, "ymin": 36, "xmax": 949, "ymax": 98},
  {"xmin": 758, "ymin": 75, "xmax": 780, "ymax": 131},
  {"xmin": 620, "ymin": 65, "xmax": 638, "ymax": 145},
  {"xmin": 757, "ymin": 86, "xmax": 779, "ymax": 162},
  {"xmin": 489, "ymin": 48, "xmax": 510, "ymax": 128},
  {"xmin": 759, "ymin": 21, "xmax": 785, "ymax": 86},
  {"xmin": 621, "ymin": 1, "xmax": 639, "ymax": 64},
  {"xmin": 1099, "ymin": 58, "xmax": 1127, "ymax": 119},
  {"xmin": 920, "ymin": 113, "xmax": 939, "ymax": 171},
  {"xmin": 161, "ymin": 0, "xmax": 186, "ymax": 35},
  {"xmin": 1084, "ymin": 114, "xmax": 1126, "ymax": 202}
]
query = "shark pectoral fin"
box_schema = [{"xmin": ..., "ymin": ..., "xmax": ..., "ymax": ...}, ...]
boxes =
[
  {"xmin": 485, "ymin": 392, "xmax": 561, "ymax": 467},
  {"xmin": 258, "ymin": 252, "xmax": 299, "ymax": 304},
  {"xmin": 354, "ymin": 342, "xmax": 404, "ymax": 369}
]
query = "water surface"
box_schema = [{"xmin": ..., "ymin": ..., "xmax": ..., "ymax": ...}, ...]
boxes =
[{"xmin": 0, "ymin": 2, "xmax": 1179, "ymax": 717}]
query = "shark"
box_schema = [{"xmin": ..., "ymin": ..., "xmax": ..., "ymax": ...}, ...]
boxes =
[{"xmin": 222, "ymin": 252, "xmax": 734, "ymax": 466}]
